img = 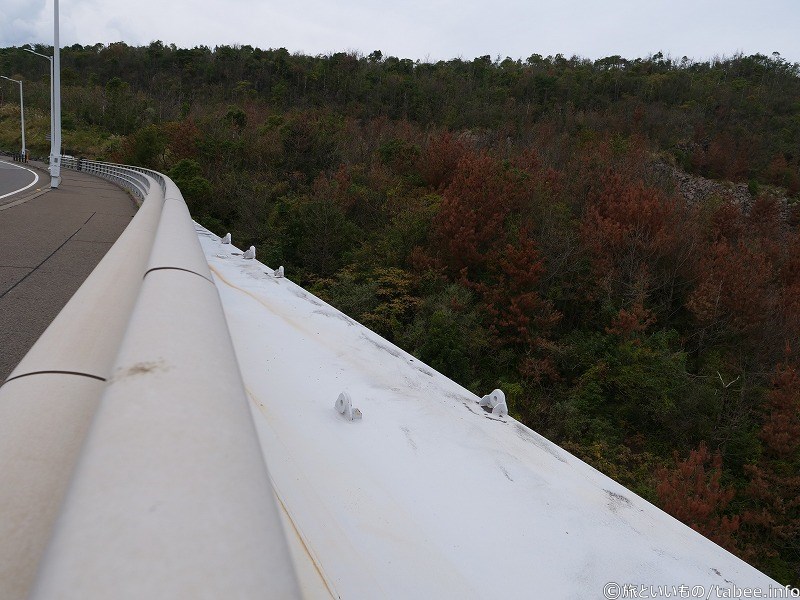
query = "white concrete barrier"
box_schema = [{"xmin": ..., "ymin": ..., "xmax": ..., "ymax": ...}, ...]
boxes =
[
  {"xmin": 0, "ymin": 159, "xmax": 300, "ymax": 599},
  {"xmin": 0, "ymin": 171, "xmax": 164, "ymax": 599}
]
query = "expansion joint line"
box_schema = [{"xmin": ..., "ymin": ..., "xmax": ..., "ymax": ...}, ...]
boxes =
[
  {"xmin": 0, "ymin": 218, "xmax": 91, "ymax": 299},
  {"xmin": 143, "ymin": 266, "xmax": 214, "ymax": 284},
  {"xmin": 2, "ymin": 370, "xmax": 107, "ymax": 387}
]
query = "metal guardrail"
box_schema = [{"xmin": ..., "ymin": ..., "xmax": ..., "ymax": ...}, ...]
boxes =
[
  {"xmin": 0, "ymin": 158, "xmax": 301, "ymax": 599},
  {"xmin": 62, "ymin": 156, "xmax": 156, "ymax": 201},
  {"xmin": 7, "ymin": 151, "xmax": 30, "ymax": 163}
]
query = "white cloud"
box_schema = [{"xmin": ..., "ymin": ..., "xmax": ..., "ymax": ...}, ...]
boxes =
[
  {"xmin": 1, "ymin": 0, "xmax": 48, "ymax": 46},
  {"xmin": 1, "ymin": 0, "xmax": 798, "ymax": 63}
]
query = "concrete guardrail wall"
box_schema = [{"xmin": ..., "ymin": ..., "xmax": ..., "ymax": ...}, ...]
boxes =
[{"xmin": 0, "ymin": 158, "xmax": 301, "ymax": 599}]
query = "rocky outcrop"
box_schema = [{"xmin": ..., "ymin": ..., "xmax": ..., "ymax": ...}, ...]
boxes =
[{"xmin": 653, "ymin": 161, "xmax": 793, "ymax": 221}]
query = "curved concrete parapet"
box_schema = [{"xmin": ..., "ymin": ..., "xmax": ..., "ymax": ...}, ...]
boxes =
[{"xmin": 0, "ymin": 158, "xmax": 300, "ymax": 599}]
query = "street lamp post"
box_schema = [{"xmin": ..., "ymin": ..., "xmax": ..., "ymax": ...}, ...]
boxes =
[
  {"xmin": 51, "ymin": 0, "xmax": 62, "ymax": 188},
  {"xmin": 24, "ymin": 47, "xmax": 54, "ymax": 173},
  {"xmin": 0, "ymin": 75, "xmax": 26, "ymax": 160}
]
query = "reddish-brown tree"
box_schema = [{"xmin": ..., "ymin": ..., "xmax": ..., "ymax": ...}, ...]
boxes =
[
  {"xmin": 580, "ymin": 171, "xmax": 695, "ymax": 322},
  {"xmin": 417, "ymin": 131, "xmax": 468, "ymax": 190},
  {"xmin": 425, "ymin": 151, "xmax": 559, "ymax": 354},
  {"xmin": 759, "ymin": 364, "xmax": 800, "ymax": 458},
  {"xmin": 741, "ymin": 364, "xmax": 800, "ymax": 581},
  {"xmin": 687, "ymin": 194, "xmax": 797, "ymax": 365},
  {"xmin": 163, "ymin": 119, "xmax": 201, "ymax": 159},
  {"xmin": 656, "ymin": 444, "xmax": 741, "ymax": 553},
  {"xmin": 605, "ymin": 300, "xmax": 657, "ymax": 340},
  {"xmin": 686, "ymin": 238, "xmax": 773, "ymax": 336},
  {"xmin": 430, "ymin": 151, "xmax": 521, "ymax": 277}
]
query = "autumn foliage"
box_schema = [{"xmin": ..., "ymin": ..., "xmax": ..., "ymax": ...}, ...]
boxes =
[
  {"xmin": 422, "ymin": 152, "xmax": 560, "ymax": 380},
  {"xmin": 581, "ymin": 171, "xmax": 694, "ymax": 318},
  {"xmin": 656, "ymin": 444, "xmax": 740, "ymax": 553}
]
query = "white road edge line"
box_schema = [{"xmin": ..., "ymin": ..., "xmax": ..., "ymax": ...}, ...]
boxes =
[{"xmin": 0, "ymin": 160, "xmax": 41, "ymax": 200}]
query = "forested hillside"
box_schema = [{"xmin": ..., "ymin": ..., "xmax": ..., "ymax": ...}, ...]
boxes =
[{"xmin": 1, "ymin": 43, "xmax": 799, "ymax": 583}]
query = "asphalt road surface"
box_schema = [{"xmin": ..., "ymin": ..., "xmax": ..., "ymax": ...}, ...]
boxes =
[
  {"xmin": 0, "ymin": 165, "xmax": 136, "ymax": 380},
  {"xmin": 0, "ymin": 160, "xmax": 39, "ymax": 201}
]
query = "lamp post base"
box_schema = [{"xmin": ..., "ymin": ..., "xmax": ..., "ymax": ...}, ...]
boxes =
[{"xmin": 49, "ymin": 155, "xmax": 61, "ymax": 189}]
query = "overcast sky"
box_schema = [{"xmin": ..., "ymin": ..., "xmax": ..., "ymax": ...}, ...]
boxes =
[{"xmin": 3, "ymin": 0, "xmax": 799, "ymax": 64}]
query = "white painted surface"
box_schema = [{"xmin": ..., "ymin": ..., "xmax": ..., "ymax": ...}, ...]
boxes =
[
  {"xmin": 31, "ymin": 272, "xmax": 301, "ymax": 600},
  {"xmin": 0, "ymin": 376, "xmax": 105, "ymax": 600},
  {"xmin": 197, "ymin": 224, "xmax": 779, "ymax": 599}
]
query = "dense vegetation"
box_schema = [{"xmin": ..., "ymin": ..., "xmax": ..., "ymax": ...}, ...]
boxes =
[{"xmin": 2, "ymin": 42, "xmax": 799, "ymax": 583}]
